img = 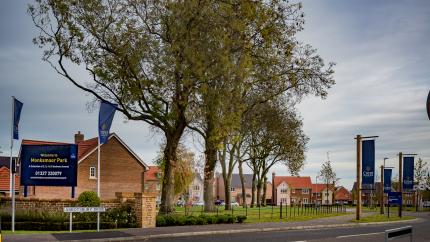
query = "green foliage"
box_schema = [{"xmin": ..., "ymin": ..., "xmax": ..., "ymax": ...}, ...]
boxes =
[
  {"xmin": 155, "ymin": 144, "xmax": 195, "ymax": 198},
  {"xmin": 236, "ymin": 215, "xmax": 247, "ymax": 223},
  {"xmin": 78, "ymin": 191, "xmax": 101, "ymax": 207},
  {"xmin": 102, "ymin": 204, "xmax": 138, "ymax": 228},
  {"xmin": 155, "ymin": 214, "xmax": 244, "ymax": 227}
]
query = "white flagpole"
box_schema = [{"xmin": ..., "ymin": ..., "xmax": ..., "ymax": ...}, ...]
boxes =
[
  {"xmin": 10, "ymin": 96, "xmax": 16, "ymax": 233},
  {"xmin": 97, "ymin": 116, "xmax": 101, "ymax": 232},
  {"xmin": 9, "ymin": 96, "xmax": 14, "ymax": 198}
]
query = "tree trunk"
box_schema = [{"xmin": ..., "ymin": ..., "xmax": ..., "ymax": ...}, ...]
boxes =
[
  {"xmin": 223, "ymin": 174, "xmax": 233, "ymax": 210},
  {"xmin": 256, "ymin": 179, "xmax": 263, "ymax": 207},
  {"xmin": 238, "ymin": 159, "xmax": 247, "ymax": 207},
  {"xmin": 250, "ymin": 172, "xmax": 256, "ymax": 208},
  {"xmin": 203, "ymin": 141, "xmax": 217, "ymax": 212},
  {"xmin": 160, "ymin": 132, "xmax": 182, "ymax": 214},
  {"xmin": 262, "ymin": 176, "xmax": 267, "ymax": 206}
]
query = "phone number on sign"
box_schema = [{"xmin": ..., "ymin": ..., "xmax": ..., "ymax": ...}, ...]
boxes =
[{"xmin": 34, "ymin": 171, "xmax": 63, "ymax": 176}]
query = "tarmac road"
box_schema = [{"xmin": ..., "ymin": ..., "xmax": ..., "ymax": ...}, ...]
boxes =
[{"xmin": 139, "ymin": 214, "xmax": 429, "ymax": 242}]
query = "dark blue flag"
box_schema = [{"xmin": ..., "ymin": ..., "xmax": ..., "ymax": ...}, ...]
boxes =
[
  {"xmin": 362, "ymin": 140, "xmax": 375, "ymax": 185},
  {"xmin": 98, "ymin": 100, "xmax": 117, "ymax": 144},
  {"xmin": 383, "ymin": 168, "xmax": 392, "ymax": 193},
  {"xmin": 13, "ymin": 97, "xmax": 23, "ymax": 140},
  {"xmin": 403, "ymin": 156, "xmax": 414, "ymax": 190}
]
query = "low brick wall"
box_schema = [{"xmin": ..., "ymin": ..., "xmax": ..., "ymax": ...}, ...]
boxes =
[{"xmin": 0, "ymin": 197, "xmax": 135, "ymax": 213}]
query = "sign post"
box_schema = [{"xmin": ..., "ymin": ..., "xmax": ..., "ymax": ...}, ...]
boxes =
[
  {"xmin": 380, "ymin": 165, "xmax": 384, "ymax": 214},
  {"xmin": 355, "ymin": 135, "xmax": 378, "ymax": 221},
  {"xmin": 356, "ymin": 135, "xmax": 362, "ymax": 220},
  {"xmin": 398, "ymin": 152, "xmax": 403, "ymax": 218},
  {"xmin": 64, "ymin": 207, "xmax": 106, "ymax": 232}
]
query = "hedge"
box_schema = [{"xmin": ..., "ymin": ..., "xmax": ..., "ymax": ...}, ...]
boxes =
[
  {"xmin": 0, "ymin": 222, "xmax": 117, "ymax": 231},
  {"xmin": 156, "ymin": 214, "xmax": 247, "ymax": 227}
]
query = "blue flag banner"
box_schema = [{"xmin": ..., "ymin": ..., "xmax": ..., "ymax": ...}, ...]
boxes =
[
  {"xmin": 13, "ymin": 97, "xmax": 23, "ymax": 140},
  {"xmin": 361, "ymin": 140, "xmax": 375, "ymax": 185},
  {"xmin": 403, "ymin": 156, "xmax": 414, "ymax": 190},
  {"xmin": 20, "ymin": 144, "xmax": 78, "ymax": 186},
  {"xmin": 98, "ymin": 100, "xmax": 117, "ymax": 144},
  {"xmin": 383, "ymin": 168, "xmax": 392, "ymax": 193}
]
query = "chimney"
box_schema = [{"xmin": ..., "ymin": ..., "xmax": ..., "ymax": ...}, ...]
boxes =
[{"xmin": 74, "ymin": 131, "xmax": 84, "ymax": 143}]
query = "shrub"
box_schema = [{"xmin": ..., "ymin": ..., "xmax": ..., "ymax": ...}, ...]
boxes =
[
  {"xmin": 78, "ymin": 191, "xmax": 101, "ymax": 206},
  {"xmin": 156, "ymin": 216, "xmax": 166, "ymax": 227},
  {"xmin": 225, "ymin": 214, "xmax": 235, "ymax": 223},
  {"xmin": 156, "ymin": 214, "xmax": 242, "ymax": 227},
  {"xmin": 200, "ymin": 214, "xmax": 217, "ymax": 224},
  {"xmin": 185, "ymin": 216, "xmax": 197, "ymax": 225},
  {"xmin": 236, "ymin": 215, "xmax": 247, "ymax": 223},
  {"xmin": 102, "ymin": 204, "xmax": 137, "ymax": 228}
]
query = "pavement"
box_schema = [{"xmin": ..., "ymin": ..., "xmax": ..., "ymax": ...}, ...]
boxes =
[{"xmin": 3, "ymin": 212, "xmax": 428, "ymax": 242}]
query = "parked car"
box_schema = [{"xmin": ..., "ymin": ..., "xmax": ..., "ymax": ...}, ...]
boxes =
[
  {"xmin": 215, "ymin": 199, "xmax": 224, "ymax": 205},
  {"xmin": 192, "ymin": 201, "xmax": 205, "ymax": 206},
  {"xmin": 231, "ymin": 202, "xmax": 239, "ymax": 206},
  {"xmin": 423, "ymin": 201, "xmax": 430, "ymax": 208},
  {"xmin": 176, "ymin": 200, "xmax": 185, "ymax": 207}
]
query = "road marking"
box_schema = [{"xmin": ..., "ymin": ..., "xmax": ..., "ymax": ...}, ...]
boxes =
[{"xmin": 336, "ymin": 232, "xmax": 384, "ymax": 238}]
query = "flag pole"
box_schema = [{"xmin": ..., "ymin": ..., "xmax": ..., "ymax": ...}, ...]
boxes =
[
  {"xmin": 9, "ymin": 96, "xmax": 14, "ymax": 198},
  {"xmin": 97, "ymin": 117, "xmax": 101, "ymax": 232},
  {"xmin": 10, "ymin": 96, "xmax": 16, "ymax": 233}
]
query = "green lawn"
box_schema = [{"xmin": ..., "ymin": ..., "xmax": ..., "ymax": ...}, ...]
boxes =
[
  {"xmin": 352, "ymin": 213, "xmax": 415, "ymax": 223},
  {"xmin": 169, "ymin": 205, "xmax": 350, "ymax": 223}
]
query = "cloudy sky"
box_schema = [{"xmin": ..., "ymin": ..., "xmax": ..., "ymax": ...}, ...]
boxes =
[{"xmin": 1, "ymin": 1, "xmax": 429, "ymax": 189}]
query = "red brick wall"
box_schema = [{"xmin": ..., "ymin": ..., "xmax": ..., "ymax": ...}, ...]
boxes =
[
  {"xmin": 0, "ymin": 197, "xmax": 133, "ymax": 213},
  {"xmin": 25, "ymin": 137, "xmax": 146, "ymax": 200}
]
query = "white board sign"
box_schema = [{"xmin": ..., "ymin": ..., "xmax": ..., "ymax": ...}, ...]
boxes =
[{"xmin": 63, "ymin": 207, "xmax": 106, "ymax": 213}]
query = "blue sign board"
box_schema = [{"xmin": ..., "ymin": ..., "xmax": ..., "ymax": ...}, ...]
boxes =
[
  {"xmin": 403, "ymin": 157, "xmax": 414, "ymax": 190},
  {"xmin": 388, "ymin": 192, "xmax": 402, "ymax": 205},
  {"xmin": 362, "ymin": 140, "xmax": 375, "ymax": 185},
  {"xmin": 20, "ymin": 144, "xmax": 78, "ymax": 186},
  {"xmin": 384, "ymin": 168, "xmax": 392, "ymax": 193}
]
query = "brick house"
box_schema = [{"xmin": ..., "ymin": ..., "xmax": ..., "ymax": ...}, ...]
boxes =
[
  {"xmin": 20, "ymin": 132, "xmax": 149, "ymax": 200},
  {"xmin": 273, "ymin": 174, "xmax": 312, "ymax": 205},
  {"xmin": 334, "ymin": 186, "xmax": 352, "ymax": 204},
  {"xmin": 0, "ymin": 156, "xmax": 20, "ymax": 197},
  {"xmin": 143, "ymin": 166, "xmax": 162, "ymax": 203},
  {"xmin": 187, "ymin": 173, "xmax": 204, "ymax": 203},
  {"xmin": 215, "ymin": 173, "xmax": 272, "ymax": 205},
  {"xmin": 311, "ymin": 184, "xmax": 334, "ymax": 205}
]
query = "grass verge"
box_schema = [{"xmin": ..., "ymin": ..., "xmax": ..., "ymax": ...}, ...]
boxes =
[{"xmin": 351, "ymin": 214, "xmax": 415, "ymax": 223}]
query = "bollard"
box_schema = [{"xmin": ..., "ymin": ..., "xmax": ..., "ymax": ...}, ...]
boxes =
[{"xmin": 280, "ymin": 202, "xmax": 283, "ymax": 220}]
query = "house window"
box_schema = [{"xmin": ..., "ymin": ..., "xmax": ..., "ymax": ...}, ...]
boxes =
[
  {"xmin": 89, "ymin": 166, "xmax": 96, "ymax": 179},
  {"xmin": 156, "ymin": 184, "xmax": 161, "ymax": 191},
  {"xmin": 302, "ymin": 189, "xmax": 309, "ymax": 194},
  {"xmin": 230, "ymin": 187, "xmax": 235, "ymax": 192},
  {"xmin": 194, "ymin": 185, "xmax": 200, "ymax": 191},
  {"xmin": 303, "ymin": 198, "xmax": 309, "ymax": 204},
  {"xmin": 280, "ymin": 189, "xmax": 288, "ymax": 194},
  {"xmin": 292, "ymin": 189, "xmax": 295, "ymax": 194}
]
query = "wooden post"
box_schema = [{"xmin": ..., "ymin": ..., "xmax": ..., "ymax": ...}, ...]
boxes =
[
  {"xmin": 356, "ymin": 135, "xmax": 362, "ymax": 220},
  {"xmin": 399, "ymin": 152, "xmax": 403, "ymax": 218},
  {"xmin": 381, "ymin": 165, "xmax": 384, "ymax": 214}
]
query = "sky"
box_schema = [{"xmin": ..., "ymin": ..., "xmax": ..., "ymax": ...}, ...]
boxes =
[{"xmin": 1, "ymin": 1, "xmax": 429, "ymax": 190}]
